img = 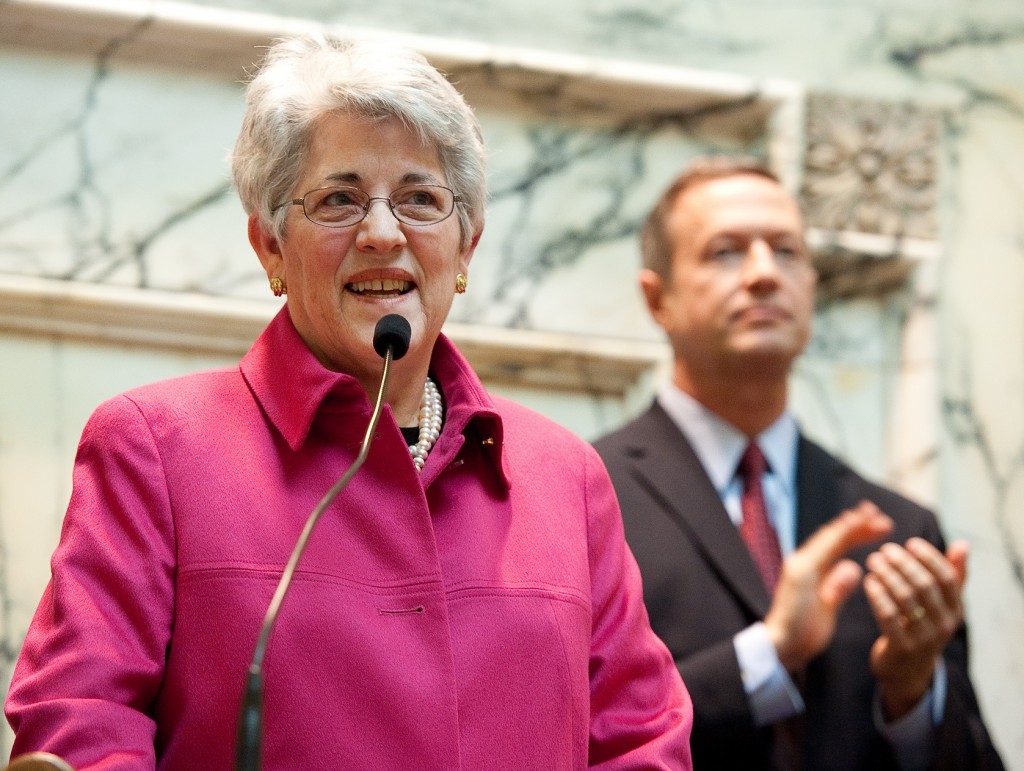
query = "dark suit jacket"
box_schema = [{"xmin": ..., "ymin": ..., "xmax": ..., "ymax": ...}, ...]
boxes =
[{"xmin": 594, "ymin": 401, "xmax": 1004, "ymax": 770}]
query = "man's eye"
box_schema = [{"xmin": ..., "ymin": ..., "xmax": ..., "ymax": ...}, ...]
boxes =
[
  {"xmin": 710, "ymin": 247, "xmax": 743, "ymax": 261},
  {"xmin": 772, "ymin": 244, "xmax": 806, "ymax": 261}
]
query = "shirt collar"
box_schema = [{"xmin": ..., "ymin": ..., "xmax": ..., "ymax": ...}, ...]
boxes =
[
  {"xmin": 656, "ymin": 382, "xmax": 798, "ymax": 495},
  {"xmin": 240, "ymin": 307, "xmax": 511, "ymax": 488}
]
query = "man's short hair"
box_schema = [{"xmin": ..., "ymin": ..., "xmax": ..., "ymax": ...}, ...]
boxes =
[{"xmin": 641, "ymin": 156, "xmax": 779, "ymax": 280}]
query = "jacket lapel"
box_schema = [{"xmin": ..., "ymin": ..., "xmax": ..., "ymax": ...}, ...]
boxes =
[
  {"xmin": 621, "ymin": 403, "xmax": 772, "ymax": 618},
  {"xmin": 794, "ymin": 436, "xmax": 843, "ymax": 545}
]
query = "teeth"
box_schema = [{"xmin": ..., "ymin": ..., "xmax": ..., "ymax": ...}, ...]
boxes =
[{"xmin": 348, "ymin": 278, "xmax": 412, "ymax": 294}]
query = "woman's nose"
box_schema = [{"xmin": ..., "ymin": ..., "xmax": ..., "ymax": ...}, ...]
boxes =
[{"xmin": 356, "ymin": 200, "xmax": 406, "ymax": 253}]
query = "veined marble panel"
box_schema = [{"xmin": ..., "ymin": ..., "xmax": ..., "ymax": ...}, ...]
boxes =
[
  {"xmin": 0, "ymin": 0, "xmax": 801, "ymax": 344},
  {"xmin": 938, "ymin": 105, "xmax": 1024, "ymax": 754}
]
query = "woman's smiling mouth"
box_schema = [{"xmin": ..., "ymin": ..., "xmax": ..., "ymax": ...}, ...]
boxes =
[{"xmin": 346, "ymin": 278, "xmax": 414, "ymax": 297}]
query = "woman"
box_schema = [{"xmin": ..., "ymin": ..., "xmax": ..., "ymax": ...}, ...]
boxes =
[{"xmin": 5, "ymin": 34, "xmax": 692, "ymax": 770}]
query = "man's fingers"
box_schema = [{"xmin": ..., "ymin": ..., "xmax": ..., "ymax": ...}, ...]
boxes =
[
  {"xmin": 895, "ymin": 538, "xmax": 965, "ymax": 614},
  {"xmin": 819, "ymin": 558, "xmax": 863, "ymax": 610},
  {"xmin": 943, "ymin": 539, "xmax": 969, "ymax": 585},
  {"xmin": 864, "ymin": 572, "xmax": 912, "ymax": 644},
  {"xmin": 799, "ymin": 500, "xmax": 893, "ymax": 574},
  {"xmin": 867, "ymin": 544, "xmax": 932, "ymax": 621},
  {"xmin": 865, "ymin": 537, "xmax": 966, "ymax": 647},
  {"xmin": 904, "ymin": 538, "xmax": 962, "ymax": 584}
]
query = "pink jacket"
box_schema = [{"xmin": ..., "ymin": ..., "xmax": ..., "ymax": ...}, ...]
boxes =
[{"xmin": 7, "ymin": 308, "xmax": 692, "ymax": 769}]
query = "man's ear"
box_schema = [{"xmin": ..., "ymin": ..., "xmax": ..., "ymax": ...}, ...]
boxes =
[
  {"xmin": 248, "ymin": 212, "xmax": 284, "ymax": 279},
  {"xmin": 638, "ymin": 268, "xmax": 666, "ymax": 323}
]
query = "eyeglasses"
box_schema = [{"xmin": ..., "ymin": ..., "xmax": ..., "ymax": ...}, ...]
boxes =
[{"xmin": 274, "ymin": 184, "xmax": 461, "ymax": 228}]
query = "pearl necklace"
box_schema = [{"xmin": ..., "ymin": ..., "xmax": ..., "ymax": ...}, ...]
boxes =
[{"xmin": 409, "ymin": 377, "xmax": 443, "ymax": 471}]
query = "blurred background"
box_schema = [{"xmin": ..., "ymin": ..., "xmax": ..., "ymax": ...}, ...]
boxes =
[{"xmin": 1, "ymin": 0, "xmax": 1022, "ymax": 763}]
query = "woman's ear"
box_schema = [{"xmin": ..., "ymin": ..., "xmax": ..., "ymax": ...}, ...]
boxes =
[
  {"xmin": 248, "ymin": 212, "xmax": 284, "ymax": 279},
  {"xmin": 459, "ymin": 227, "xmax": 483, "ymax": 275}
]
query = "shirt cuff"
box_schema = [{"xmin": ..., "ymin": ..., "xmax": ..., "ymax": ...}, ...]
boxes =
[
  {"xmin": 873, "ymin": 658, "xmax": 947, "ymax": 771},
  {"xmin": 734, "ymin": 622, "xmax": 805, "ymax": 727}
]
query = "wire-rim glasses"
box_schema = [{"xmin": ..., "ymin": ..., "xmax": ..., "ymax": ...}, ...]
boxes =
[{"xmin": 273, "ymin": 184, "xmax": 461, "ymax": 228}]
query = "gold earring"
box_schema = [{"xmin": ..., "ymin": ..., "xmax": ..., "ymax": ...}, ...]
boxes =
[
  {"xmin": 270, "ymin": 277, "xmax": 287, "ymax": 297},
  {"xmin": 455, "ymin": 273, "xmax": 468, "ymax": 294}
]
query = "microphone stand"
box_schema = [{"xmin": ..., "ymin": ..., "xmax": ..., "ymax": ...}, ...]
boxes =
[{"xmin": 235, "ymin": 338, "xmax": 400, "ymax": 771}]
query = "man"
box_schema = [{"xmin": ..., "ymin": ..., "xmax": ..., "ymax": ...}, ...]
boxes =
[{"xmin": 594, "ymin": 156, "xmax": 1004, "ymax": 770}]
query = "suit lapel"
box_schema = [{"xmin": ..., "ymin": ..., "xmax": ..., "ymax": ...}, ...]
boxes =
[
  {"xmin": 794, "ymin": 436, "xmax": 844, "ymax": 545},
  {"xmin": 622, "ymin": 403, "xmax": 772, "ymax": 618}
]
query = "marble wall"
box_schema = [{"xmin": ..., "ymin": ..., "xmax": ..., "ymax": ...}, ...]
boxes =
[{"xmin": 1, "ymin": 0, "xmax": 1022, "ymax": 764}]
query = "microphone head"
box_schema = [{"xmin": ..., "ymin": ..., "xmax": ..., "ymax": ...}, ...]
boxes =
[{"xmin": 372, "ymin": 314, "xmax": 412, "ymax": 360}]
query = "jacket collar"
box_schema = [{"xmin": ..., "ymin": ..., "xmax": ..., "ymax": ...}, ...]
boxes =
[
  {"xmin": 239, "ymin": 307, "xmax": 510, "ymax": 488},
  {"xmin": 622, "ymin": 401, "xmax": 773, "ymax": 617}
]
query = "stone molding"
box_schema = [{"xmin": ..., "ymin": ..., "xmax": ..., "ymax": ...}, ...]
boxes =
[{"xmin": 0, "ymin": 274, "xmax": 669, "ymax": 396}]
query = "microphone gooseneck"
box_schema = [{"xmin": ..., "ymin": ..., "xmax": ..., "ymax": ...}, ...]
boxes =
[{"xmin": 236, "ymin": 314, "xmax": 412, "ymax": 771}]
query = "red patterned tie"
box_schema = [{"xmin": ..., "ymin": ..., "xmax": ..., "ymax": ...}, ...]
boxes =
[{"xmin": 737, "ymin": 442, "xmax": 783, "ymax": 594}]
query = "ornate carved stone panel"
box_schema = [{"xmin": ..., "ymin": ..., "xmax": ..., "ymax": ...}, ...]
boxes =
[{"xmin": 800, "ymin": 93, "xmax": 941, "ymax": 300}]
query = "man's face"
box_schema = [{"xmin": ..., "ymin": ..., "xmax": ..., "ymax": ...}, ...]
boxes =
[{"xmin": 642, "ymin": 173, "xmax": 817, "ymax": 379}]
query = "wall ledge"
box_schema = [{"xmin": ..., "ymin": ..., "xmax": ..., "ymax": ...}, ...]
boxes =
[{"xmin": 0, "ymin": 274, "xmax": 668, "ymax": 396}]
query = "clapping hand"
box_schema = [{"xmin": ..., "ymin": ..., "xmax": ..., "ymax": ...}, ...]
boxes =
[{"xmin": 864, "ymin": 537, "xmax": 968, "ymax": 719}]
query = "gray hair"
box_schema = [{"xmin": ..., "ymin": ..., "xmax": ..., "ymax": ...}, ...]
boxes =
[
  {"xmin": 641, "ymin": 155, "xmax": 779, "ymax": 280},
  {"xmin": 231, "ymin": 33, "xmax": 487, "ymax": 249}
]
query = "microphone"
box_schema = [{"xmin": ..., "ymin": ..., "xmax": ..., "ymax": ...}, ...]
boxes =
[
  {"xmin": 235, "ymin": 314, "xmax": 412, "ymax": 771},
  {"xmin": 372, "ymin": 313, "xmax": 411, "ymax": 360}
]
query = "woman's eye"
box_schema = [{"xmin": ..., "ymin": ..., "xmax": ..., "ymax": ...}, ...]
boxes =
[
  {"xmin": 399, "ymin": 189, "xmax": 439, "ymax": 207},
  {"xmin": 322, "ymin": 190, "xmax": 361, "ymax": 207}
]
